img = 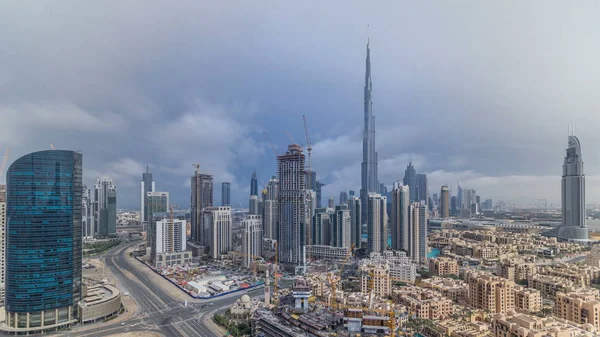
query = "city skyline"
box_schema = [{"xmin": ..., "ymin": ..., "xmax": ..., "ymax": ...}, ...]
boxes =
[{"xmin": 2, "ymin": 2, "xmax": 600, "ymax": 209}]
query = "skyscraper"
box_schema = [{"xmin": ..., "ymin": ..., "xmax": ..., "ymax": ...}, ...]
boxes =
[
  {"xmin": 339, "ymin": 191, "xmax": 348, "ymax": 205},
  {"xmin": 416, "ymin": 173, "xmax": 428, "ymax": 204},
  {"xmin": 408, "ymin": 202, "xmax": 421, "ymax": 261},
  {"xmin": 277, "ymin": 144, "xmax": 306, "ymax": 266},
  {"xmin": 440, "ymin": 185, "xmax": 450, "ymax": 218},
  {"xmin": 463, "ymin": 188, "xmax": 476, "ymax": 214},
  {"xmin": 418, "ymin": 201, "xmax": 428, "ymax": 261},
  {"xmin": 5, "ymin": 150, "xmax": 82, "ymax": 333},
  {"xmin": 391, "ymin": 184, "xmax": 410, "ymax": 252},
  {"xmin": 403, "ymin": 161, "xmax": 417, "ymax": 202},
  {"xmin": 191, "ymin": 169, "xmax": 213, "ymax": 243},
  {"xmin": 262, "ymin": 177, "xmax": 278, "ymax": 240},
  {"xmin": 0, "ymin": 185, "xmax": 5, "ymax": 306},
  {"xmin": 450, "ymin": 196, "xmax": 458, "ymax": 215},
  {"xmin": 250, "ymin": 170, "xmax": 258, "ymax": 196},
  {"xmin": 349, "ymin": 190, "xmax": 355, "ymax": 198},
  {"xmin": 140, "ymin": 166, "xmax": 154, "ymax": 226},
  {"xmin": 331, "ymin": 205, "xmax": 351, "ymax": 248},
  {"xmin": 242, "ymin": 215, "xmax": 263, "ymax": 267},
  {"xmin": 249, "ymin": 195, "xmax": 259, "ymax": 215},
  {"xmin": 82, "ymin": 185, "xmax": 93, "ymax": 238},
  {"xmin": 146, "ymin": 191, "xmax": 169, "ymax": 251},
  {"xmin": 221, "ymin": 182, "xmax": 231, "ymax": 206},
  {"xmin": 312, "ymin": 208, "xmax": 332, "ymax": 246},
  {"xmin": 305, "ymin": 170, "xmax": 317, "ymax": 191},
  {"xmin": 457, "ymin": 183, "xmax": 463, "ymax": 211},
  {"xmin": 360, "ymin": 41, "xmax": 379, "ymax": 226},
  {"xmin": 558, "ymin": 132, "xmax": 588, "ymax": 242},
  {"xmin": 367, "ymin": 193, "xmax": 387, "ymax": 254},
  {"xmin": 205, "ymin": 206, "xmax": 232, "ymax": 259},
  {"xmin": 347, "ymin": 196, "xmax": 362, "ymax": 249},
  {"xmin": 316, "ymin": 181, "xmax": 325, "ymax": 208},
  {"xmin": 93, "ymin": 177, "xmax": 116, "ymax": 236},
  {"xmin": 153, "ymin": 217, "xmax": 190, "ymax": 267},
  {"xmin": 328, "ymin": 197, "xmax": 335, "ymax": 209}
]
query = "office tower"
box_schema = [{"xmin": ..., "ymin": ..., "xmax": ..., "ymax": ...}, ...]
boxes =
[
  {"xmin": 0, "ymin": 185, "xmax": 5, "ymax": 307},
  {"xmin": 470, "ymin": 202, "xmax": 478, "ymax": 215},
  {"xmin": 262, "ymin": 177, "xmax": 278, "ymax": 240},
  {"xmin": 312, "ymin": 208, "xmax": 332, "ymax": 246},
  {"xmin": 476, "ymin": 195, "xmax": 481, "ymax": 214},
  {"xmin": 408, "ymin": 202, "xmax": 421, "ymax": 261},
  {"xmin": 391, "ymin": 184, "xmax": 410, "ymax": 252},
  {"xmin": 305, "ymin": 189, "xmax": 316, "ymax": 247},
  {"xmin": 360, "ymin": 41, "xmax": 379, "ymax": 226},
  {"xmin": 558, "ymin": 132, "xmax": 588, "ymax": 242},
  {"xmin": 250, "ymin": 170, "xmax": 258, "ymax": 196},
  {"xmin": 153, "ymin": 217, "xmax": 189, "ymax": 267},
  {"xmin": 140, "ymin": 166, "xmax": 155, "ymax": 226},
  {"xmin": 339, "ymin": 191, "xmax": 348, "ymax": 205},
  {"xmin": 93, "ymin": 177, "xmax": 116, "ymax": 236},
  {"xmin": 440, "ymin": 185, "xmax": 450, "ymax": 218},
  {"xmin": 462, "ymin": 188, "xmax": 476, "ymax": 211},
  {"xmin": 316, "ymin": 181, "xmax": 325, "ymax": 208},
  {"xmin": 457, "ymin": 183, "xmax": 463, "ymax": 211},
  {"xmin": 331, "ymin": 205, "xmax": 351, "ymax": 248},
  {"xmin": 328, "ymin": 197, "xmax": 335, "ymax": 209},
  {"xmin": 146, "ymin": 191, "xmax": 169, "ymax": 250},
  {"xmin": 347, "ymin": 196, "xmax": 362, "ymax": 249},
  {"xmin": 418, "ymin": 201, "xmax": 428, "ymax": 260},
  {"xmin": 450, "ymin": 196, "xmax": 457, "ymax": 215},
  {"xmin": 221, "ymin": 182, "xmax": 231, "ymax": 206},
  {"xmin": 416, "ymin": 173, "xmax": 428, "ymax": 204},
  {"xmin": 432, "ymin": 193, "xmax": 438, "ymax": 208},
  {"xmin": 305, "ymin": 170, "xmax": 317, "ymax": 191},
  {"xmin": 403, "ymin": 161, "xmax": 417, "ymax": 202},
  {"xmin": 465, "ymin": 270, "xmax": 515, "ymax": 314},
  {"xmin": 483, "ymin": 199, "xmax": 493, "ymax": 211},
  {"xmin": 5, "ymin": 150, "xmax": 82, "ymax": 333},
  {"xmin": 205, "ymin": 206, "xmax": 232, "ymax": 259},
  {"xmin": 277, "ymin": 144, "xmax": 306, "ymax": 266},
  {"xmin": 249, "ymin": 195, "xmax": 259, "ymax": 215},
  {"xmin": 82, "ymin": 185, "xmax": 94, "ymax": 238},
  {"xmin": 349, "ymin": 190, "xmax": 355, "ymax": 198},
  {"xmin": 191, "ymin": 169, "xmax": 213, "ymax": 243},
  {"xmin": 367, "ymin": 193, "xmax": 387, "ymax": 254},
  {"xmin": 242, "ymin": 215, "xmax": 263, "ymax": 267}
]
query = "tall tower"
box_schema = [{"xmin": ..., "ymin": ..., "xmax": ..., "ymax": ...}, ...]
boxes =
[
  {"xmin": 93, "ymin": 177, "xmax": 116, "ymax": 236},
  {"xmin": 367, "ymin": 193, "xmax": 387, "ymax": 254},
  {"xmin": 262, "ymin": 177, "xmax": 278, "ymax": 240},
  {"xmin": 250, "ymin": 170, "xmax": 258, "ymax": 196},
  {"xmin": 221, "ymin": 182, "xmax": 231, "ymax": 206},
  {"xmin": 347, "ymin": 196, "xmax": 362, "ymax": 248},
  {"xmin": 440, "ymin": 185, "xmax": 450, "ymax": 218},
  {"xmin": 391, "ymin": 184, "xmax": 410, "ymax": 252},
  {"xmin": 360, "ymin": 41, "xmax": 379, "ymax": 225},
  {"xmin": 403, "ymin": 161, "xmax": 417, "ymax": 202},
  {"xmin": 191, "ymin": 169, "xmax": 213, "ymax": 243},
  {"xmin": 140, "ymin": 166, "xmax": 154, "ymax": 226},
  {"xmin": 242, "ymin": 215, "xmax": 263, "ymax": 268},
  {"xmin": 558, "ymin": 131, "xmax": 588, "ymax": 242},
  {"xmin": 277, "ymin": 144, "xmax": 306, "ymax": 267}
]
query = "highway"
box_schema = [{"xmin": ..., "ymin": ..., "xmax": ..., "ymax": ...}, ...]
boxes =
[{"xmin": 65, "ymin": 242, "xmax": 264, "ymax": 337}]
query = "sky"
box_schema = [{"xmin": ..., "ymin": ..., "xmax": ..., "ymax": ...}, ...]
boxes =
[{"xmin": 1, "ymin": 1, "xmax": 600, "ymax": 209}]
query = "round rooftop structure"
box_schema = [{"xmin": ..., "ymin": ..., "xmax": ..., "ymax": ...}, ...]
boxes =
[{"xmin": 241, "ymin": 294, "xmax": 251, "ymax": 303}]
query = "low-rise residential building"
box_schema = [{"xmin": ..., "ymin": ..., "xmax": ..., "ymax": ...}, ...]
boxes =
[
  {"xmin": 492, "ymin": 312, "xmax": 597, "ymax": 337},
  {"xmin": 393, "ymin": 287, "xmax": 452, "ymax": 321},
  {"xmin": 368, "ymin": 250, "xmax": 417, "ymax": 282},
  {"xmin": 360, "ymin": 261, "xmax": 391, "ymax": 297},
  {"xmin": 555, "ymin": 290, "xmax": 600, "ymax": 330},
  {"xmin": 465, "ymin": 270, "xmax": 515, "ymax": 314},
  {"xmin": 424, "ymin": 320, "xmax": 492, "ymax": 337},
  {"xmin": 527, "ymin": 274, "xmax": 582, "ymax": 298},
  {"xmin": 429, "ymin": 257, "xmax": 459, "ymax": 277},
  {"xmin": 305, "ymin": 245, "xmax": 350, "ymax": 261},
  {"xmin": 538, "ymin": 263, "xmax": 600, "ymax": 287},
  {"xmin": 513, "ymin": 285, "xmax": 542, "ymax": 313},
  {"xmin": 421, "ymin": 277, "xmax": 469, "ymax": 304},
  {"xmin": 496, "ymin": 258, "xmax": 537, "ymax": 282}
]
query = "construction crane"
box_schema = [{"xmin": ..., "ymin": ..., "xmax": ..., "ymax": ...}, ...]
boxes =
[
  {"xmin": 285, "ymin": 131, "xmax": 296, "ymax": 144},
  {"xmin": 0, "ymin": 148, "xmax": 10, "ymax": 178},
  {"xmin": 273, "ymin": 241, "xmax": 279, "ymax": 307},
  {"xmin": 327, "ymin": 243, "xmax": 355, "ymax": 310},
  {"xmin": 303, "ymin": 115, "xmax": 313, "ymax": 260}
]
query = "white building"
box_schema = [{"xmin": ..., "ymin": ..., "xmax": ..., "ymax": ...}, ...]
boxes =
[
  {"xmin": 242, "ymin": 215, "xmax": 263, "ymax": 268},
  {"xmin": 332, "ymin": 205, "xmax": 351, "ymax": 248},
  {"xmin": 409, "ymin": 202, "xmax": 421, "ymax": 262},
  {"xmin": 367, "ymin": 193, "xmax": 387, "ymax": 254},
  {"xmin": 154, "ymin": 217, "xmax": 190, "ymax": 267},
  {"xmin": 205, "ymin": 206, "xmax": 232, "ymax": 259}
]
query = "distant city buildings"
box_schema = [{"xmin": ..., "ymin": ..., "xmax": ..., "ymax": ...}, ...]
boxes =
[
  {"xmin": 205, "ymin": 206, "xmax": 232, "ymax": 259},
  {"xmin": 262, "ymin": 177, "xmax": 278, "ymax": 240},
  {"xmin": 331, "ymin": 205, "xmax": 351, "ymax": 248},
  {"xmin": 249, "ymin": 195, "xmax": 260, "ymax": 215},
  {"xmin": 221, "ymin": 182, "xmax": 231, "ymax": 206},
  {"xmin": 339, "ymin": 191, "xmax": 348, "ymax": 205},
  {"xmin": 367, "ymin": 193, "xmax": 387, "ymax": 254},
  {"xmin": 242, "ymin": 215, "xmax": 263, "ymax": 267},
  {"xmin": 416, "ymin": 173, "xmax": 428, "ymax": 204},
  {"xmin": 250, "ymin": 170, "xmax": 258, "ymax": 196},
  {"xmin": 82, "ymin": 185, "xmax": 93, "ymax": 239},
  {"xmin": 140, "ymin": 166, "xmax": 155, "ymax": 226},
  {"xmin": 191, "ymin": 168, "xmax": 213, "ymax": 243},
  {"xmin": 328, "ymin": 197, "xmax": 334, "ymax": 209},
  {"xmin": 94, "ymin": 177, "xmax": 117, "ymax": 236},
  {"xmin": 403, "ymin": 161, "xmax": 417, "ymax": 202},
  {"xmin": 5, "ymin": 150, "xmax": 83, "ymax": 333},
  {"xmin": 277, "ymin": 144, "xmax": 306, "ymax": 267}
]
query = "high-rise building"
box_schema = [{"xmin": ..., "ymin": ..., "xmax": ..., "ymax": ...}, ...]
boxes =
[
  {"xmin": 205, "ymin": 206, "xmax": 232, "ymax": 259},
  {"xmin": 349, "ymin": 190, "xmax": 355, "ymax": 198},
  {"xmin": 347, "ymin": 196, "xmax": 362, "ymax": 249},
  {"xmin": 146, "ymin": 191, "xmax": 169, "ymax": 251},
  {"xmin": 277, "ymin": 144, "xmax": 306, "ymax": 266},
  {"xmin": 457, "ymin": 183, "xmax": 463, "ymax": 211},
  {"xmin": 331, "ymin": 205, "xmax": 351, "ymax": 248},
  {"xmin": 450, "ymin": 196, "xmax": 458, "ymax": 215},
  {"xmin": 463, "ymin": 188, "xmax": 476, "ymax": 212},
  {"xmin": 249, "ymin": 195, "xmax": 259, "ymax": 215},
  {"xmin": 339, "ymin": 191, "xmax": 348, "ymax": 205},
  {"xmin": 391, "ymin": 184, "xmax": 410, "ymax": 252},
  {"xmin": 153, "ymin": 217, "xmax": 190, "ymax": 267},
  {"xmin": 360, "ymin": 41, "xmax": 379, "ymax": 226},
  {"xmin": 440, "ymin": 185, "xmax": 450, "ymax": 218},
  {"xmin": 82, "ymin": 185, "xmax": 94, "ymax": 239},
  {"xmin": 465, "ymin": 270, "xmax": 515, "ymax": 314},
  {"xmin": 316, "ymin": 181, "xmax": 324, "ymax": 208},
  {"xmin": 328, "ymin": 197, "xmax": 335, "ymax": 209},
  {"xmin": 483, "ymin": 199, "xmax": 493, "ymax": 211},
  {"xmin": 191, "ymin": 169, "xmax": 213, "ymax": 243},
  {"xmin": 140, "ymin": 166, "xmax": 155, "ymax": 226},
  {"xmin": 305, "ymin": 189, "xmax": 316, "ymax": 247},
  {"xmin": 476, "ymin": 195, "xmax": 481, "ymax": 214},
  {"xmin": 408, "ymin": 202, "xmax": 421, "ymax": 261},
  {"xmin": 403, "ymin": 162, "xmax": 417, "ymax": 202},
  {"xmin": 305, "ymin": 170, "xmax": 317, "ymax": 191},
  {"xmin": 379, "ymin": 183, "xmax": 387, "ymax": 195},
  {"xmin": 221, "ymin": 182, "xmax": 231, "ymax": 206},
  {"xmin": 416, "ymin": 174, "xmax": 428, "ymax": 204},
  {"xmin": 558, "ymin": 132, "xmax": 588, "ymax": 242},
  {"xmin": 418, "ymin": 201, "xmax": 428, "ymax": 261},
  {"xmin": 262, "ymin": 177, "xmax": 278, "ymax": 240},
  {"xmin": 242, "ymin": 215, "xmax": 263, "ymax": 268},
  {"xmin": 367, "ymin": 193, "xmax": 387, "ymax": 254},
  {"xmin": 93, "ymin": 177, "xmax": 116, "ymax": 236},
  {"xmin": 5, "ymin": 150, "xmax": 83, "ymax": 333},
  {"xmin": 312, "ymin": 208, "xmax": 332, "ymax": 246},
  {"xmin": 432, "ymin": 193, "xmax": 438, "ymax": 208},
  {"xmin": 0, "ymin": 185, "xmax": 5, "ymax": 306},
  {"xmin": 250, "ymin": 170, "xmax": 258, "ymax": 196}
]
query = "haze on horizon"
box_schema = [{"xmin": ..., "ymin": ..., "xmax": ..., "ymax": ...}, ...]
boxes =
[{"xmin": 1, "ymin": 1, "xmax": 599, "ymax": 209}]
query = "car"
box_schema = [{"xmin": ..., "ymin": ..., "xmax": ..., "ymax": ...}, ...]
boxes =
[
  {"xmin": 210, "ymin": 302, "xmax": 214, "ymax": 306},
  {"xmin": 121, "ymin": 323, "xmax": 125, "ymax": 326}
]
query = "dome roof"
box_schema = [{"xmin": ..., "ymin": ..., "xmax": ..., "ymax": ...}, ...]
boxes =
[{"xmin": 241, "ymin": 294, "xmax": 251, "ymax": 303}]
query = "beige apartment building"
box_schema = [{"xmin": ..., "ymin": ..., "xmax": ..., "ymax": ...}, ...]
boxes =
[
  {"xmin": 421, "ymin": 277, "xmax": 469, "ymax": 304},
  {"xmin": 393, "ymin": 287, "xmax": 452, "ymax": 321},
  {"xmin": 428, "ymin": 257, "xmax": 459, "ymax": 277},
  {"xmin": 555, "ymin": 290, "xmax": 600, "ymax": 330},
  {"xmin": 513, "ymin": 285, "xmax": 542, "ymax": 313},
  {"xmin": 492, "ymin": 312, "xmax": 596, "ymax": 337},
  {"xmin": 496, "ymin": 258, "xmax": 537, "ymax": 282},
  {"xmin": 527, "ymin": 274, "xmax": 581, "ymax": 298},
  {"xmin": 465, "ymin": 270, "xmax": 515, "ymax": 314},
  {"xmin": 360, "ymin": 262, "xmax": 391, "ymax": 298}
]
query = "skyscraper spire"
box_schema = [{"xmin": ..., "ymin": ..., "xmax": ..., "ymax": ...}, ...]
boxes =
[{"xmin": 360, "ymin": 41, "xmax": 379, "ymax": 224}]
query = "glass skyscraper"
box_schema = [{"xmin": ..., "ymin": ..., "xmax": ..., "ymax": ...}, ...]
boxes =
[{"xmin": 5, "ymin": 150, "xmax": 82, "ymax": 332}]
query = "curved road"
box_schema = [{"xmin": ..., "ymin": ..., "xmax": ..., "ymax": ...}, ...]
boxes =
[{"xmin": 67, "ymin": 242, "xmax": 263, "ymax": 337}]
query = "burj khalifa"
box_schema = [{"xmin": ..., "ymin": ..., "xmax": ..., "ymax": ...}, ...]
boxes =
[{"xmin": 360, "ymin": 41, "xmax": 379, "ymax": 223}]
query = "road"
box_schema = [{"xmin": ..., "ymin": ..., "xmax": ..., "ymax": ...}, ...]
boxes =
[{"xmin": 64, "ymin": 242, "xmax": 264, "ymax": 337}]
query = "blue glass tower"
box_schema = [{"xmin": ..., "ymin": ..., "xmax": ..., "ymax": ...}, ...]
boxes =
[{"xmin": 5, "ymin": 150, "xmax": 82, "ymax": 332}]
